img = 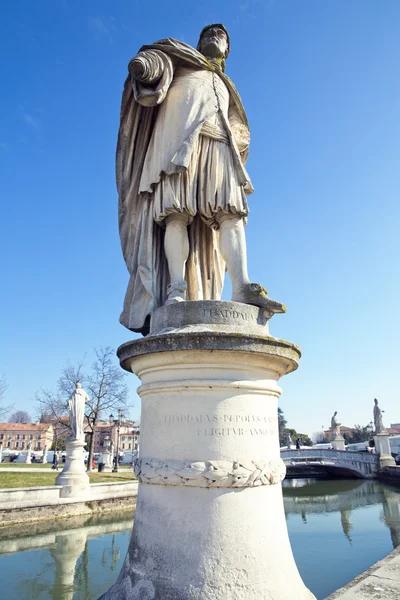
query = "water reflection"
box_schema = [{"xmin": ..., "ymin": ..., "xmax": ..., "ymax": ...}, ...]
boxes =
[
  {"xmin": 283, "ymin": 479, "xmax": 400, "ymax": 599},
  {"xmin": 0, "ymin": 512, "xmax": 133, "ymax": 600},
  {"xmin": 283, "ymin": 479, "xmax": 400, "ymax": 549},
  {"xmin": 0, "ymin": 482, "xmax": 398, "ymax": 599}
]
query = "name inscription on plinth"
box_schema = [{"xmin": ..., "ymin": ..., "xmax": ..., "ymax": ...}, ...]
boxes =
[{"xmin": 164, "ymin": 413, "xmax": 277, "ymax": 438}]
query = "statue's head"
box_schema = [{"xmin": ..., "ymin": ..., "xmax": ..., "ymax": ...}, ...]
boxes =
[
  {"xmin": 374, "ymin": 398, "xmax": 378, "ymax": 405},
  {"xmin": 334, "ymin": 411, "xmax": 337, "ymax": 416},
  {"xmin": 197, "ymin": 24, "xmax": 230, "ymax": 68},
  {"xmin": 76, "ymin": 382, "xmax": 82, "ymax": 389}
]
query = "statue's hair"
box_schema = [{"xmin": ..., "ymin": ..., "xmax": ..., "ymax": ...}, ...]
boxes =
[{"xmin": 197, "ymin": 23, "xmax": 230, "ymax": 68}]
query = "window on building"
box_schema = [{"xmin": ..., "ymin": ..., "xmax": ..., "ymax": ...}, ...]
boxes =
[
  {"xmin": 129, "ymin": 443, "xmax": 131, "ymax": 449},
  {"xmin": 7, "ymin": 434, "xmax": 11, "ymax": 439},
  {"xmin": 16, "ymin": 434, "xmax": 20, "ymax": 440},
  {"xmin": 7, "ymin": 441, "xmax": 10, "ymax": 448},
  {"xmin": 21, "ymin": 442, "xmax": 25, "ymax": 449},
  {"xmin": 37, "ymin": 434, "xmax": 42, "ymax": 440},
  {"xmin": 122, "ymin": 443, "xmax": 125, "ymax": 449},
  {"xmin": 37, "ymin": 442, "xmax": 41, "ymax": 450},
  {"xmin": 0, "ymin": 434, "xmax": 3, "ymax": 439},
  {"xmin": 29, "ymin": 434, "xmax": 33, "ymax": 440},
  {"xmin": 22, "ymin": 434, "xmax": 26, "ymax": 439},
  {"xmin": 16, "ymin": 441, "xmax": 19, "ymax": 448}
]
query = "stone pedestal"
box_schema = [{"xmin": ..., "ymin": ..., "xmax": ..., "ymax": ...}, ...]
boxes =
[
  {"xmin": 25, "ymin": 450, "xmax": 32, "ymax": 464},
  {"xmin": 56, "ymin": 439, "xmax": 90, "ymax": 498},
  {"xmin": 374, "ymin": 433, "xmax": 396, "ymax": 468},
  {"xmin": 102, "ymin": 450, "xmax": 113, "ymax": 472},
  {"xmin": 100, "ymin": 301, "xmax": 315, "ymax": 600},
  {"xmin": 332, "ymin": 436, "xmax": 345, "ymax": 451}
]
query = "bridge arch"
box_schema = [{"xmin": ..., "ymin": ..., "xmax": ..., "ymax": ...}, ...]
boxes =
[{"xmin": 281, "ymin": 448, "xmax": 379, "ymax": 479}]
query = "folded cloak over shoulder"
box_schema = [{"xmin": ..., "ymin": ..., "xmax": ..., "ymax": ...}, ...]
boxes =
[{"xmin": 117, "ymin": 38, "xmax": 252, "ymax": 335}]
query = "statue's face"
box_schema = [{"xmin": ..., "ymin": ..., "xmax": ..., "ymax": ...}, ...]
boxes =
[{"xmin": 199, "ymin": 26, "xmax": 228, "ymax": 60}]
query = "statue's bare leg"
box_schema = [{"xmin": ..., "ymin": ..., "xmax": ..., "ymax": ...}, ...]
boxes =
[
  {"xmin": 218, "ymin": 214, "xmax": 251, "ymax": 299},
  {"xmin": 218, "ymin": 214, "xmax": 286, "ymax": 314},
  {"xmin": 164, "ymin": 213, "xmax": 189, "ymax": 303}
]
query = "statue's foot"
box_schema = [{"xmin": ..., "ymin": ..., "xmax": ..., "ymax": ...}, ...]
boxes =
[
  {"xmin": 233, "ymin": 283, "xmax": 286, "ymax": 315},
  {"xmin": 165, "ymin": 280, "xmax": 187, "ymax": 305}
]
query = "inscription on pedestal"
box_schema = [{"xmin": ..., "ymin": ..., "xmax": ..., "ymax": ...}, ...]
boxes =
[
  {"xmin": 164, "ymin": 413, "xmax": 277, "ymax": 437},
  {"xmin": 202, "ymin": 308, "xmax": 265, "ymax": 324}
]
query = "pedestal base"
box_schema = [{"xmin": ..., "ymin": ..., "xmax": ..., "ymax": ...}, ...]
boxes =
[
  {"xmin": 332, "ymin": 436, "xmax": 345, "ymax": 451},
  {"xmin": 56, "ymin": 440, "xmax": 89, "ymax": 498},
  {"xmin": 374, "ymin": 433, "xmax": 396, "ymax": 467},
  {"xmin": 100, "ymin": 301, "xmax": 315, "ymax": 600}
]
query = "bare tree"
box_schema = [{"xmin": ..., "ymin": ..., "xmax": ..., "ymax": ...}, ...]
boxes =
[
  {"xmin": 0, "ymin": 375, "xmax": 11, "ymax": 419},
  {"xmin": 35, "ymin": 347, "xmax": 129, "ymax": 470},
  {"xmin": 8, "ymin": 410, "xmax": 32, "ymax": 423},
  {"xmin": 84, "ymin": 347, "xmax": 129, "ymax": 471}
]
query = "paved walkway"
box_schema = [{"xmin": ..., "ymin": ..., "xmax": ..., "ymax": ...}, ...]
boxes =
[
  {"xmin": 326, "ymin": 546, "xmax": 400, "ymax": 599},
  {"xmin": 0, "ymin": 467, "xmax": 55, "ymax": 472}
]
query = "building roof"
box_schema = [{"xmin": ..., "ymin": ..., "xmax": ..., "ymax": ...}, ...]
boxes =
[
  {"xmin": 387, "ymin": 427, "xmax": 400, "ymax": 435},
  {"xmin": 324, "ymin": 425, "xmax": 355, "ymax": 433},
  {"xmin": 0, "ymin": 422, "xmax": 53, "ymax": 431}
]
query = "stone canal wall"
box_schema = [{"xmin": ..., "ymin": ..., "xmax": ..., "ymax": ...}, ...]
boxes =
[{"xmin": 0, "ymin": 480, "xmax": 138, "ymax": 526}]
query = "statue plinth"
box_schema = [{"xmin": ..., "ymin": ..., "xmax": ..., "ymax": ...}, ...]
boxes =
[
  {"xmin": 24, "ymin": 450, "xmax": 32, "ymax": 464},
  {"xmin": 374, "ymin": 432, "xmax": 396, "ymax": 468},
  {"xmin": 56, "ymin": 439, "xmax": 90, "ymax": 498},
  {"xmin": 101, "ymin": 450, "xmax": 113, "ymax": 472},
  {"xmin": 332, "ymin": 436, "xmax": 345, "ymax": 451},
  {"xmin": 100, "ymin": 301, "xmax": 315, "ymax": 600}
]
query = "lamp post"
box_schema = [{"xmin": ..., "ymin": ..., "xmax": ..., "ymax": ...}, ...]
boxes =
[{"xmin": 110, "ymin": 409, "xmax": 124, "ymax": 472}]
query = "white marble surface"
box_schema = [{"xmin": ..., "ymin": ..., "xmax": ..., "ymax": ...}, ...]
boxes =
[{"xmin": 102, "ymin": 321, "xmax": 314, "ymax": 599}]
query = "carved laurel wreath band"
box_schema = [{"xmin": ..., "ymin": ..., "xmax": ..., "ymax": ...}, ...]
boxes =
[{"xmin": 134, "ymin": 457, "xmax": 286, "ymax": 488}]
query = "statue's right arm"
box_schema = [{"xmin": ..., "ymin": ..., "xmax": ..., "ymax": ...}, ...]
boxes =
[{"xmin": 128, "ymin": 50, "xmax": 165, "ymax": 85}]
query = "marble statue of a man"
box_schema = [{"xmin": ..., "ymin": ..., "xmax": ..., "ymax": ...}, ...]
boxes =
[
  {"xmin": 68, "ymin": 383, "xmax": 89, "ymax": 442},
  {"xmin": 373, "ymin": 398, "xmax": 385, "ymax": 433},
  {"xmin": 330, "ymin": 411, "xmax": 341, "ymax": 439},
  {"xmin": 117, "ymin": 24, "xmax": 285, "ymax": 334}
]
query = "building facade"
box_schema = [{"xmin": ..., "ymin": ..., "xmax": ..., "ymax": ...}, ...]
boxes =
[
  {"xmin": 0, "ymin": 423, "xmax": 54, "ymax": 451},
  {"xmin": 92, "ymin": 421, "xmax": 140, "ymax": 454}
]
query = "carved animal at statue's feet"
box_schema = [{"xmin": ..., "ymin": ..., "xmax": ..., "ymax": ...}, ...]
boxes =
[{"xmin": 234, "ymin": 283, "xmax": 286, "ymax": 318}]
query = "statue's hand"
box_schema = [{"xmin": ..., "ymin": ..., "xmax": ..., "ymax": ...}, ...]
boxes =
[{"xmin": 129, "ymin": 57, "xmax": 146, "ymax": 81}]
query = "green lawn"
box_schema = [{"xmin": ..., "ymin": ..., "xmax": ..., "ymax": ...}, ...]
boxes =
[{"xmin": 0, "ymin": 471, "xmax": 135, "ymax": 489}]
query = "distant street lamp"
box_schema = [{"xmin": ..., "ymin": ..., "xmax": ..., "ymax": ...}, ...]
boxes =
[{"xmin": 110, "ymin": 409, "xmax": 124, "ymax": 472}]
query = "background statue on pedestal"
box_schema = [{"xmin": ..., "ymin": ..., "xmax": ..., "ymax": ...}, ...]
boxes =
[
  {"xmin": 68, "ymin": 383, "xmax": 89, "ymax": 442},
  {"xmin": 117, "ymin": 24, "xmax": 285, "ymax": 334},
  {"xmin": 373, "ymin": 398, "xmax": 385, "ymax": 434},
  {"xmin": 330, "ymin": 411, "xmax": 341, "ymax": 439}
]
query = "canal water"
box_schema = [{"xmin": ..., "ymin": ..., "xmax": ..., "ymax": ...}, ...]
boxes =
[{"xmin": 0, "ymin": 479, "xmax": 399, "ymax": 599}]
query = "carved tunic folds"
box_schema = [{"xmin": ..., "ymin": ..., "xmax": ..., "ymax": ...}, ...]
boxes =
[{"xmin": 134, "ymin": 56, "xmax": 253, "ymax": 198}]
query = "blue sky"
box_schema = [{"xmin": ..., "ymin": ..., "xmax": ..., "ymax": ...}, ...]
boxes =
[{"xmin": 1, "ymin": 1, "xmax": 399, "ymax": 436}]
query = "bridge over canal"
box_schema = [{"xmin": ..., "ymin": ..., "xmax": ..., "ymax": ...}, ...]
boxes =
[{"xmin": 281, "ymin": 448, "xmax": 379, "ymax": 479}]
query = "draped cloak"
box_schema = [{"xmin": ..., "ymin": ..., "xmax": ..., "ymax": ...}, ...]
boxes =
[{"xmin": 117, "ymin": 38, "xmax": 253, "ymax": 334}]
